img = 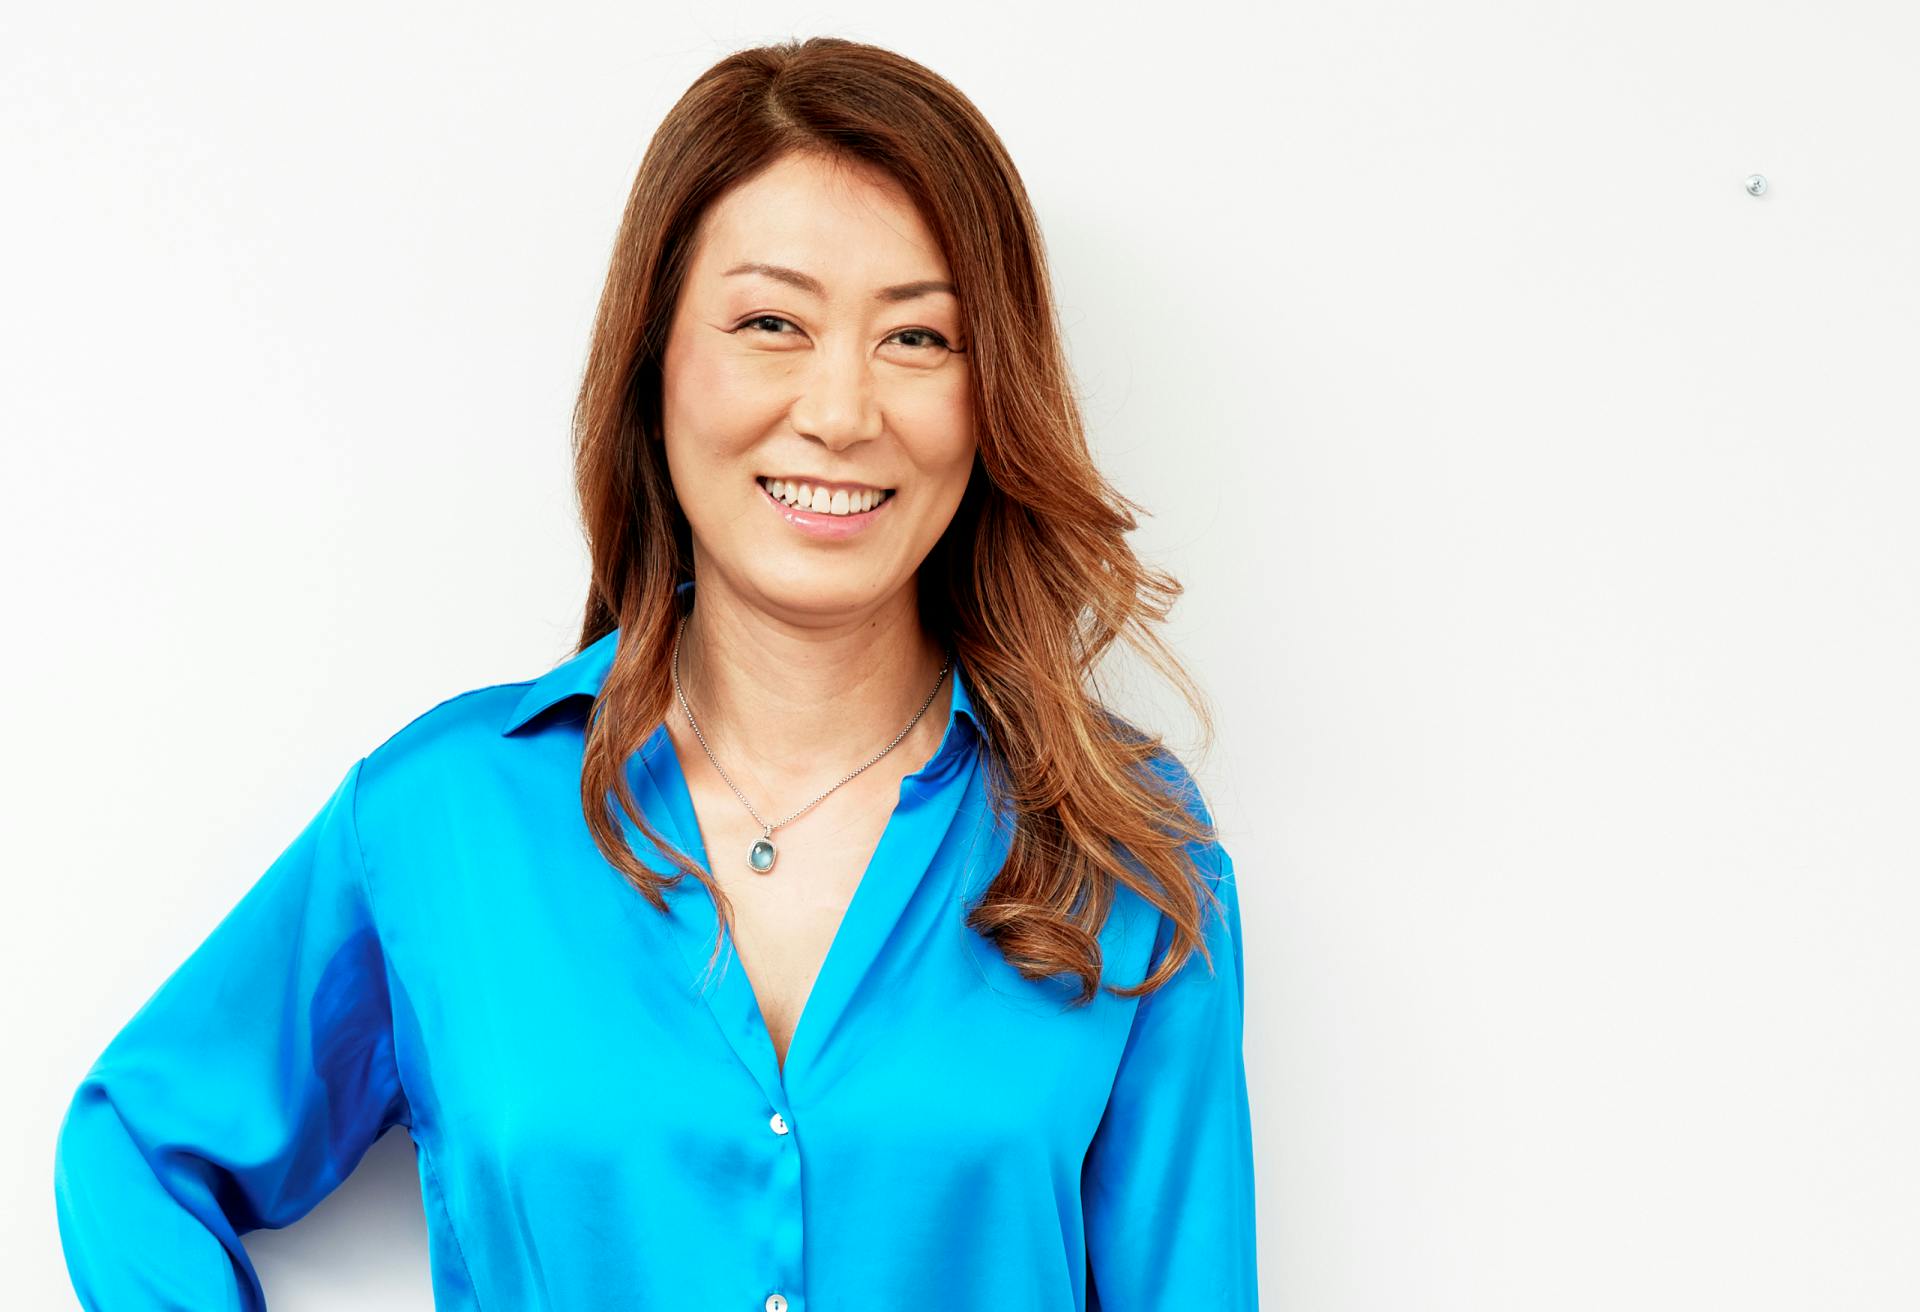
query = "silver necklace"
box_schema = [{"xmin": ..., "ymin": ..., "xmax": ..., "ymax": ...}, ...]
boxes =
[{"xmin": 670, "ymin": 610, "xmax": 953, "ymax": 875}]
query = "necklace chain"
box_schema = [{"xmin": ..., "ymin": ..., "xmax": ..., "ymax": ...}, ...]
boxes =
[{"xmin": 670, "ymin": 609, "xmax": 953, "ymax": 872}]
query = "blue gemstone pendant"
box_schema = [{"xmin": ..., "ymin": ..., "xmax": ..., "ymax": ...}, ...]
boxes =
[{"xmin": 748, "ymin": 834, "xmax": 777, "ymax": 873}]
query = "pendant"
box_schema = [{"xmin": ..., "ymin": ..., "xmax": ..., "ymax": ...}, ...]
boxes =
[{"xmin": 748, "ymin": 830, "xmax": 777, "ymax": 874}]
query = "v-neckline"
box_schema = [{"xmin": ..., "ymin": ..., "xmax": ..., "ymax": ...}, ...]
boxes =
[{"xmin": 630, "ymin": 712, "xmax": 980, "ymax": 1096}]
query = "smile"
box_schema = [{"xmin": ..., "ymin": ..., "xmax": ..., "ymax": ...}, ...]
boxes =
[
  {"xmin": 756, "ymin": 475, "xmax": 896, "ymax": 540},
  {"xmin": 756, "ymin": 476, "xmax": 895, "ymax": 516}
]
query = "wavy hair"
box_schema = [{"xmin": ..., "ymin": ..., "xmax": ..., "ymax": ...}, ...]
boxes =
[{"xmin": 570, "ymin": 35, "xmax": 1224, "ymax": 1006}]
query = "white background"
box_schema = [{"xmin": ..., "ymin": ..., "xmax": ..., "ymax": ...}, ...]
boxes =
[{"xmin": 6, "ymin": 2, "xmax": 1917, "ymax": 1308}]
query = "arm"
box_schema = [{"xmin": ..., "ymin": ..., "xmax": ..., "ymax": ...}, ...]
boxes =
[
  {"xmin": 53, "ymin": 757, "xmax": 409, "ymax": 1311},
  {"xmin": 1083, "ymin": 845, "xmax": 1259, "ymax": 1310}
]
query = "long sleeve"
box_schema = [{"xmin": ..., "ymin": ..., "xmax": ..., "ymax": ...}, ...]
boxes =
[
  {"xmin": 1083, "ymin": 845, "xmax": 1259, "ymax": 1310},
  {"xmin": 53, "ymin": 757, "xmax": 409, "ymax": 1311}
]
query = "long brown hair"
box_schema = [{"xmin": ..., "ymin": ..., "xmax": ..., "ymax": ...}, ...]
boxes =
[{"xmin": 570, "ymin": 36, "xmax": 1224, "ymax": 1006}]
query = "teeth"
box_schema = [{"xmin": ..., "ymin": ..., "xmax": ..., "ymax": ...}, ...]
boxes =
[{"xmin": 761, "ymin": 477, "xmax": 892, "ymax": 516}]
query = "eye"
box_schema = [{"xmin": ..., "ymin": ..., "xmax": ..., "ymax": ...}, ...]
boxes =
[
  {"xmin": 890, "ymin": 327, "xmax": 957, "ymax": 352},
  {"xmin": 730, "ymin": 316, "xmax": 962, "ymax": 354},
  {"xmin": 734, "ymin": 314, "xmax": 799, "ymax": 336}
]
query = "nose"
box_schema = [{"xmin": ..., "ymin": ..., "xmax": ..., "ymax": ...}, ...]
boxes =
[{"xmin": 788, "ymin": 340, "xmax": 883, "ymax": 451}]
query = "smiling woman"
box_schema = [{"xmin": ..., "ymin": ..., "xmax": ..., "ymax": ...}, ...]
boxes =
[{"xmin": 53, "ymin": 33, "xmax": 1258, "ymax": 1312}]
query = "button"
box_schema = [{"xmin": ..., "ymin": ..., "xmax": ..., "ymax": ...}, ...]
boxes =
[
  {"xmin": 768, "ymin": 1112, "xmax": 789, "ymax": 1135},
  {"xmin": 766, "ymin": 1295, "xmax": 788, "ymax": 1312}
]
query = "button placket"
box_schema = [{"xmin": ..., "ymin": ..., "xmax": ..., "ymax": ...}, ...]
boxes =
[{"xmin": 763, "ymin": 1102, "xmax": 801, "ymax": 1308}]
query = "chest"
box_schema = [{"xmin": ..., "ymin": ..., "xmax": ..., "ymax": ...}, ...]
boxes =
[
  {"xmin": 679, "ymin": 755, "xmax": 920, "ymax": 1070},
  {"xmin": 391, "ymin": 719, "xmax": 1144, "ymax": 1190}
]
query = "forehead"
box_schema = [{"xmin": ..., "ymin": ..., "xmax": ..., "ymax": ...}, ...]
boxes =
[{"xmin": 689, "ymin": 152, "xmax": 950, "ymax": 284}]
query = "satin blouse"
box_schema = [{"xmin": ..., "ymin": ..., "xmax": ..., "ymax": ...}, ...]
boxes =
[{"xmin": 54, "ymin": 592, "xmax": 1258, "ymax": 1310}]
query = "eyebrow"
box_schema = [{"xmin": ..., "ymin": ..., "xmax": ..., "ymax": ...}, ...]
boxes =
[{"xmin": 722, "ymin": 261, "xmax": 957, "ymax": 304}]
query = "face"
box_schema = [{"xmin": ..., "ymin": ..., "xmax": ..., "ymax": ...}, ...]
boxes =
[{"xmin": 659, "ymin": 149, "xmax": 976, "ymax": 620}]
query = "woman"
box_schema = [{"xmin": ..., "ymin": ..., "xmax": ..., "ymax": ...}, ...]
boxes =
[{"xmin": 54, "ymin": 36, "xmax": 1257, "ymax": 1312}]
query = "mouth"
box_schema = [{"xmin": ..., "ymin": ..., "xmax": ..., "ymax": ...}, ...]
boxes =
[{"xmin": 755, "ymin": 475, "xmax": 896, "ymax": 517}]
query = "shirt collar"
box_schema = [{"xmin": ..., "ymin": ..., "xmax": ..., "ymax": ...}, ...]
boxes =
[{"xmin": 500, "ymin": 580, "xmax": 979, "ymax": 744}]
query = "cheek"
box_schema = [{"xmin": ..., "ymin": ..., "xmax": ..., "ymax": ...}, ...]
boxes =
[
  {"xmin": 665, "ymin": 328, "xmax": 737, "ymax": 401},
  {"xmin": 896, "ymin": 380, "xmax": 976, "ymax": 467},
  {"xmin": 661, "ymin": 338, "xmax": 773, "ymax": 471}
]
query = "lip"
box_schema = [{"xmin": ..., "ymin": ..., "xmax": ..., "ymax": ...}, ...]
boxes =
[{"xmin": 757, "ymin": 478, "xmax": 895, "ymax": 540}]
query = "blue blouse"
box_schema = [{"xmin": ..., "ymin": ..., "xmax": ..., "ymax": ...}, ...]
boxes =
[{"xmin": 54, "ymin": 598, "xmax": 1258, "ymax": 1310}]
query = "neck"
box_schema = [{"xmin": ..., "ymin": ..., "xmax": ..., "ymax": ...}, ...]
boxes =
[{"xmin": 670, "ymin": 573, "xmax": 952, "ymax": 796}]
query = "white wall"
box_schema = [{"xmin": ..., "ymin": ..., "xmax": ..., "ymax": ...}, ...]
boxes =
[{"xmin": 6, "ymin": 2, "xmax": 1916, "ymax": 1308}]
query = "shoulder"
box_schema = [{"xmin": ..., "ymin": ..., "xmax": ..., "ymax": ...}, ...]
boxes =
[
  {"xmin": 348, "ymin": 677, "xmax": 537, "ymax": 827},
  {"xmin": 369, "ymin": 678, "xmax": 530, "ymax": 764},
  {"xmin": 1100, "ymin": 707, "xmax": 1229, "ymax": 881},
  {"xmin": 1071, "ymin": 710, "xmax": 1238, "ymax": 971}
]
